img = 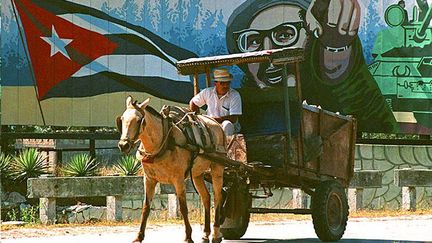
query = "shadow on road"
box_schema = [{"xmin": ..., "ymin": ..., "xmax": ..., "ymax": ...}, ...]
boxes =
[{"xmin": 225, "ymin": 238, "xmax": 425, "ymax": 243}]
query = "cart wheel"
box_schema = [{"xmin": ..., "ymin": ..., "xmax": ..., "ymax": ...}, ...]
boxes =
[
  {"xmin": 311, "ymin": 180, "xmax": 349, "ymax": 242},
  {"xmin": 220, "ymin": 185, "xmax": 251, "ymax": 240}
]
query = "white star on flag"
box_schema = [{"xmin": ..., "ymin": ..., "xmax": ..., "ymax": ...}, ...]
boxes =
[{"xmin": 41, "ymin": 25, "xmax": 73, "ymax": 59}]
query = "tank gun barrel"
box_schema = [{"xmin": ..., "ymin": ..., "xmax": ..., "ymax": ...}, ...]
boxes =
[{"xmin": 418, "ymin": 4, "xmax": 432, "ymax": 37}]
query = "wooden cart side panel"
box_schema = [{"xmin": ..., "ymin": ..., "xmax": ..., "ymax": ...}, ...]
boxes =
[
  {"xmin": 302, "ymin": 108, "xmax": 320, "ymax": 172},
  {"xmin": 319, "ymin": 114, "xmax": 354, "ymax": 185},
  {"xmin": 320, "ymin": 122, "xmax": 352, "ymax": 181},
  {"xmin": 239, "ymin": 106, "xmax": 355, "ymax": 187},
  {"xmin": 302, "ymin": 107, "xmax": 356, "ymax": 186},
  {"xmin": 347, "ymin": 118, "xmax": 358, "ymax": 183},
  {"xmin": 244, "ymin": 134, "xmax": 287, "ymax": 168},
  {"xmin": 288, "ymin": 137, "xmax": 300, "ymax": 176}
]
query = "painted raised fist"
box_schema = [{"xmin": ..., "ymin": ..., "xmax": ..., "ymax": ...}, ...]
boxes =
[{"xmin": 306, "ymin": 0, "xmax": 361, "ymax": 49}]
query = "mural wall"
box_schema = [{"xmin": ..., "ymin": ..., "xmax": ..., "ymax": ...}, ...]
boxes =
[{"xmin": 1, "ymin": 0, "xmax": 431, "ymax": 134}]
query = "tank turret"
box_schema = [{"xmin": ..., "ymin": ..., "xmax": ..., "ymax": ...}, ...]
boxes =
[{"xmin": 368, "ymin": 3, "xmax": 432, "ymax": 134}]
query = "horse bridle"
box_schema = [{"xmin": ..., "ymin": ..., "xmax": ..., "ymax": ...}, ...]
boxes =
[
  {"xmin": 117, "ymin": 102, "xmax": 172, "ymax": 159},
  {"xmin": 116, "ymin": 102, "xmax": 146, "ymax": 147}
]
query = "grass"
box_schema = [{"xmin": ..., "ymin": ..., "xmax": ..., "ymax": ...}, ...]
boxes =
[
  {"xmin": 349, "ymin": 209, "xmax": 432, "ymax": 218},
  {"xmin": 252, "ymin": 208, "xmax": 432, "ymax": 222}
]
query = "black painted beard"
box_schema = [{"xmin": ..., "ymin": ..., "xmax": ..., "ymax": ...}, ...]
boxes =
[{"xmin": 257, "ymin": 62, "xmax": 286, "ymax": 86}]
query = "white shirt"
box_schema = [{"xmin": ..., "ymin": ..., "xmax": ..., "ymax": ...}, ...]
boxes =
[{"xmin": 191, "ymin": 87, "xmax": 242, "ymax": 132}]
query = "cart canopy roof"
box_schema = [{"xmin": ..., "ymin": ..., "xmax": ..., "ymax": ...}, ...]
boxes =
[{"xmin": 176, "ymin": 47, "xmax": 304, "ymax": 75}]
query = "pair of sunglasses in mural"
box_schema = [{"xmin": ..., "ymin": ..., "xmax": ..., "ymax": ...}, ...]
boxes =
[{"xmin": 234, "ymin": 21, "xmax": 304, "ymax": 52}]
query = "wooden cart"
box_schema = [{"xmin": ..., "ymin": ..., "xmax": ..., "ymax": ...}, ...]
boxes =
[{"xmin": 176, "ymin": 47, "xmax": 357, "ymax": 242}]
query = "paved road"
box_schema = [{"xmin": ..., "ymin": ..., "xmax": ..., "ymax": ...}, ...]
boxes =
[{"xmin": 2, "ymin": 216, "xmax": 432, "ymax": 243}]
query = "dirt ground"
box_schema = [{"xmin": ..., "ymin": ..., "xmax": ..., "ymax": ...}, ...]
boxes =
[
  {"xmin": 2, "ymin": 210, "xmax": 432, "ymax": 240},
  {"xmin": 2, "ymin": 215, "xmax": 432, "ymax": 243}
]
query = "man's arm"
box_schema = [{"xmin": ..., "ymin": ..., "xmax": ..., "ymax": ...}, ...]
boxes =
[
  {"xmin": 213, "ymin": 115, "xmax": 239, "ymax": 124},
  {"xmin": 190, "ymin": 101, "xmax": 239, "ymax": 123},
  {"xmin": 189, "ymin": 89, "xmax": 206, "ymax": 113},
  {"xmin": 189, "ymin": 100, "xmax": 200, "ymax": 113}
]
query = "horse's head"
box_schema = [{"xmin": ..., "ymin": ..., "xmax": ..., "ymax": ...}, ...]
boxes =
[{"xmin": 117, "ymin": 96, "xmax": 151, "ymax": 154}]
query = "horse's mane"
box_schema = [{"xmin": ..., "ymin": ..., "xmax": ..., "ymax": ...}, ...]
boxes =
[{"xmin": 144, "ymin": 105, "xmax": 162, "ymax": 118}]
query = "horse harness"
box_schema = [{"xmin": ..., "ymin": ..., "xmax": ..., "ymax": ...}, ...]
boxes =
[
  {"xmin": 118, "ymin": 103, "xmax": 218, "ymax": 164},
  {"xmin": 160, "ymin": 105, "xmax": 219, "ymax": 154}
]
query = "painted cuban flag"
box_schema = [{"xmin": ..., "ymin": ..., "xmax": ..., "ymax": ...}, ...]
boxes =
[{"xmin": 12, "ymin": 0, "xmax": 196, "ymax": 103}]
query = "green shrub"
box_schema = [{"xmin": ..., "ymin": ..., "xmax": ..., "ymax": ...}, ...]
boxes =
[
  {"xmin": 20, "ymin": 206, "xmax": 39, "ymax": 223},
  {"xmin": 62, "ymin": 154, "xmax": 99, "ymax": 177},
  {"xmin": 6, "ymin": 206, "xmax": 39, "ymax": 223},
  {"xmin": 114, "ymin": 155, "xmax": 141, "ymax": 176},
  {"xmin": 12, "ymin": 148, "xmax": 49, "ymax": 182},
  {"xmin": 0, "ymin": 153, "xmax": 13, "ymax": 180},
  {"xmin": 6, "ymin": 208, "xmax": 18, "ymax": 221}
]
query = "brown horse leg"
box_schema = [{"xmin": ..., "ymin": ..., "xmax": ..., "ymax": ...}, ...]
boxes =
[
  {"xmin": 192, "ymin": 174, "xmax": 211, "ymax": 241},
  {"xmin": 133, "ymin": 177, "xmax": 157, "ymax": 243},
  {"xmin": 210, "ymin": 164, "xmax": 224, "ymax": 243},
  {"xmin": 174, "ymin": 181, "xmax": 193, "ymax": 243}
]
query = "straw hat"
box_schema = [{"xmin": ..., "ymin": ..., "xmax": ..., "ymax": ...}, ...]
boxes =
[{"xmin": 213, "ymin": 68, "xmax": 233, "ymax": 82}]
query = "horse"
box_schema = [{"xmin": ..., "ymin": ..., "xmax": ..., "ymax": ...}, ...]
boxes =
[{"xmin": 117, "ymin": 96, "xmax": 226, "ymax": 243}]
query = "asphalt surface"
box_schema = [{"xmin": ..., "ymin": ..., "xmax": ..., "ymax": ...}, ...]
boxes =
[{"xmin": 2, "ymin": 215, "xmax": 432, "ymax": 243}]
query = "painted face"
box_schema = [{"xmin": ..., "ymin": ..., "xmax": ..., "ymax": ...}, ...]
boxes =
[
  {"xmin": 215, "ymin": 81, "xmax": 231, "ymax": 96},
  {"xmin": 235, "ymin": 5, "xmax": 308, "ymax": 86}
]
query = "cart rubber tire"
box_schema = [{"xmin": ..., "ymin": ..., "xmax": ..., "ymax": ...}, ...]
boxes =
[{"xmin": 311, "ymin": 180, "xmax": 349, "ymax": 242}]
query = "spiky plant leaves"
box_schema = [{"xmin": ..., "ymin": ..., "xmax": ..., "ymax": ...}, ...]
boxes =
[
  {"xmin": 11, "ymin": 148, "xmax": 49, "ymax": 181},
  {"xmin": 114, "ymin": 155, "xmax": 142, "ymax": 176},
  {"xmin": 0, "ymin": 153, "xmax": 14, "ymax": 180},
  {"xmin": 62, "ymin": 154, "xmax": 100, "ymax": 177}
]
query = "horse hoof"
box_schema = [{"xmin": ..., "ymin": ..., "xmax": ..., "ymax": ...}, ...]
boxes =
[
  {"xmin": 201, "ymin": 237, "xmax": 210, "ymax": 243},
  {"xmin": 132, "ymin": 238, "xmax": 143, "ymax": 243},
  {"xmin": 184, "ymin": 239, "xmax": 194, "ymax": 243},
  {"xmin": 211, "ymin": 237, "xmax": 223, "ymax": 243}
]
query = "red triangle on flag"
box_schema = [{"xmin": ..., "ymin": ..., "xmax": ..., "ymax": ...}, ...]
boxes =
[{"xmin": 13, "ymin": 0, "xmax": 118, "ymax": 100}]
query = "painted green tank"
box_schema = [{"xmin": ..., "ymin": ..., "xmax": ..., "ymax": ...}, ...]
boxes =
[{"xmin": 368, "ymin": 3, "xmax": 432, "ymax": 133}]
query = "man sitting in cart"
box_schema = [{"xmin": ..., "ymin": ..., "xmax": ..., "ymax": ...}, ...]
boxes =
[{"xmin": 189, "ymin": 68, "xmax": 242, "ymax": 136}]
